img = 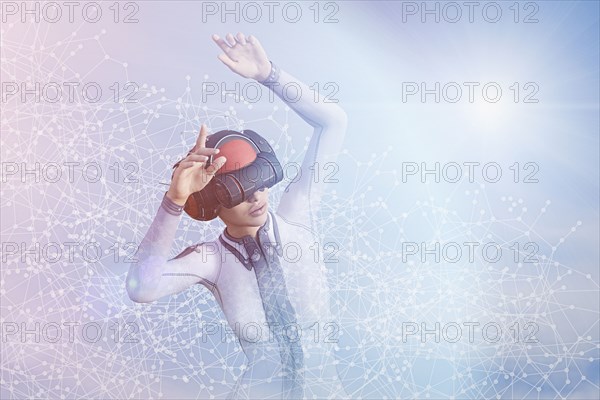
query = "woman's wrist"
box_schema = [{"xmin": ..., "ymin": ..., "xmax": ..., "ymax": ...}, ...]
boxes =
[
  {"xmin": 164, "ymin": 190, "xmax": 187, "ymax": 209},
  {"xmin": 258, "ymin": 60, "xmax": 280, "ymax": 85},
  {"xmin": 255, "ymin": 61, "xmax": 272, "ymax": 81}
]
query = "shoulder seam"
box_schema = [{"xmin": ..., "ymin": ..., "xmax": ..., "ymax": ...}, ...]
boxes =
[
  {"xmin": 160, "ymin": 273, "xmax": 216, "ymax": 289},
  {"xmin": 275, "ymin": 210, "xmax": 314, "ymax": 234},
  {"xmin": 169, "ymin": 240, "xmax": 222, "ymax": 286}
]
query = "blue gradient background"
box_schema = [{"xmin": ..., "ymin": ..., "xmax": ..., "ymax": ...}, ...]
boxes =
[{"xmin": 1, "ymin": 1, "xmax": 598, "ymax": 399}]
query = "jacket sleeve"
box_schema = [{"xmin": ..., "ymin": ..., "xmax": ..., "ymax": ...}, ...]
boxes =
[
  {"xmin": 125, "ymin": 193, "xmax": 221, "ymax": 303},
  {"xmin": 263, "ymin": 66, "xmax": 348, "ymax": 227}
]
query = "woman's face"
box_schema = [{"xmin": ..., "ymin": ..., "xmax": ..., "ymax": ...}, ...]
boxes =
[{"xmin": 218, "ymin": 187, "xmax": 270, "ymax": 230}]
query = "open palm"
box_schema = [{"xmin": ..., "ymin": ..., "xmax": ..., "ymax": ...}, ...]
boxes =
[{"xmin": 212, "ymin": 32, "xmax": 272, "ymax": 81}]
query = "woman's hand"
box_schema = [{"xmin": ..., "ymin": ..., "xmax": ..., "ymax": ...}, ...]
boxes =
[
  {"xmin": 167, "ymin": 124, "xmax": 227, "ymax": 206},
  {"xmin": 212, "ymin": 32, "xmax": 272, "ymax": 81}
]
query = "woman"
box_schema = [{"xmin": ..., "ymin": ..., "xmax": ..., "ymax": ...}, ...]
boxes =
[{"xmin": 126, "ymin": 32, "xmax": 349, "ymax": 399}]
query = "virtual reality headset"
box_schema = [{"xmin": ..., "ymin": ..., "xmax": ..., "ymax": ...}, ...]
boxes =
[{"xmin": 171, "ymin": 129, "xmax": 284, "ymax": 221}]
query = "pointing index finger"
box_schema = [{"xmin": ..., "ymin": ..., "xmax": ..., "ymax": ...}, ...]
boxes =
[{"xmin": 195, "ymin": 123, "xmax": 208, "ymax": 150}]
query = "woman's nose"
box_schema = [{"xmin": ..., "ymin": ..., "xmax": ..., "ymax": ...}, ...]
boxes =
[{"xmin": 247, "ymin": 191, "xmax": 259, "ymax": 202}]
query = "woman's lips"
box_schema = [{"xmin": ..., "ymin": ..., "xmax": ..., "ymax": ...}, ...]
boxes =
[{"xmin": 249, "ymin": 203, "xmax": 266, "ymax": 216}]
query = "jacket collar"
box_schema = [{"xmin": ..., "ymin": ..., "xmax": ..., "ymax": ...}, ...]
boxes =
[{"xmin": 218, "ymin": 210, "xmax": 283, "ymax": 270}]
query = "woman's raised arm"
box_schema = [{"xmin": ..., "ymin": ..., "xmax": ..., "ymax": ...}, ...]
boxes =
[
  {"xmin": 212, "ymin": 32, "xmax": 348, "ymax": 227},
  {"xmin": 126, "ymin": 124, "xmax": 226, "ymax": 303}
]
